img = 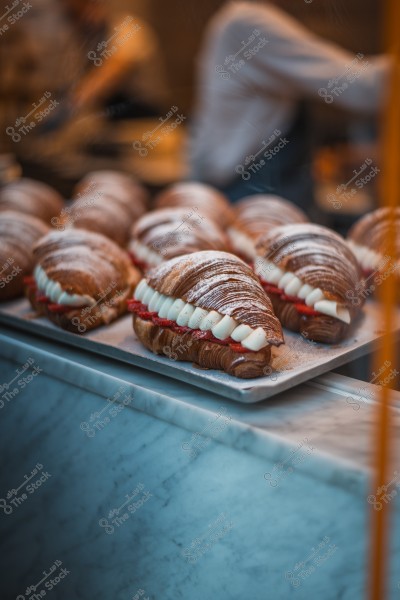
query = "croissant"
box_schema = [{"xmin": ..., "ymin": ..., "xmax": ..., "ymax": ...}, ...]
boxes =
[
  {"xmin": 0, "ymin": 178, "xmax": 64, "ymax": 224},
  {"xmin": 25, "ymin": 229, "xmax": 140, "ymax": 333},
  {"xmin": 66, "ymin": 192, "xmax": 135, "ymax": 247},
  {"xmin": 228, "ymin": 195, "xmax": 309, "ymax": 261},
  {"xmin": 129, "ymin": 207, "xmax": 230, "ymax": 271},
  {"xmin": 347, "ymin": 208, "xmax": 400, "ymax": 285},
  {"xmin": 154, "ymin": 182, "xmax": 234, "ymax": 229},
  {"xmin": 255, "ymin": 224, "xmax": 365, "ymax": 343},
  {"xmin": 74, "ymin": 170, "xmax": 148, "ymax": 221},
  {"xmin": 68, "ymin": 171, "xmax": 148, "ymax": 246},
  {"xmin": 0, "ymin": 211, "xmax": 48, "ymax": 301},
  {"xmin": 129, "ymin": 250, "xmax": 284, "ymax": 378}
]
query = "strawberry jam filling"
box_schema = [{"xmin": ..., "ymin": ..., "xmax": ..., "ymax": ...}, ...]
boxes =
[
  {"xmin": 129, "ymin": 252, "xmax": 149, "ymax": 272},
  {"xmin": 23, "ymin": 276, "xmax": 36, "ymax": 287},
  {"xmin": 36, "ymin": 294, "xmax": 50, "ymax": 304},
  {"xmin": 127, "ymin": 299, "xmax": 252, "ymax": 353},
  {"xmin": 294, "ymin": 304, "xmax": 320, "ymax": 317},
  {"xmin": 280, "ymin": 293, "xmax": 305, "ymax": 304},
  {"xmin": 260, "ymin": 279, "xmax": 321, "ymax": 318},
  {"xmin": 25, "ymin": 280, "xmax": 90, "ymax": 313}
]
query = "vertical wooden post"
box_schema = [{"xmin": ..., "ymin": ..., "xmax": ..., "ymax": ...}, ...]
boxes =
[{"xmin": 369, "ymin": 0, "xmax": 400, "ymax": 598}]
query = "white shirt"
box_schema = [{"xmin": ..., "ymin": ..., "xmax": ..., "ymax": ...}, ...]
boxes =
[{"xmin": 189, "ymin": 1, "xmax": 389, "ymax": 186}]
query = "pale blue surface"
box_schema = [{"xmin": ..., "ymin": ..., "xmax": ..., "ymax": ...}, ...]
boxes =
[{"xmin": 0, "ymin": 326, "xmax": 399, "ymax": 600}]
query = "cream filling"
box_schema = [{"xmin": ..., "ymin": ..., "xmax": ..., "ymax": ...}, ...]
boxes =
[
  {"xmin": 254, "ymin": 258, "xmax": 351, "ymax": 325},
  {"xmin": 33, "ymin": 264, "xmax": 96, "ymax": 307},
  {"xmin": 129, "ymin": 239, "xmax": 164, "ymax": 267},
  {"xmin": 347, "ymin": 239, "xmax": 385, "ymax": 272},
  {"xmin": 227, "ymin": 227, "xmax": 257, "ymax": 260},
  {"xmin": 133, "ymin": 279, "xmax": 269, "ymax": 351}
]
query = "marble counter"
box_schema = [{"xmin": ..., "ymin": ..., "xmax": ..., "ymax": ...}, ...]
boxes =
[{"xmin": 0, "ymin": 323, "xmax": 399, "ymax": 600}]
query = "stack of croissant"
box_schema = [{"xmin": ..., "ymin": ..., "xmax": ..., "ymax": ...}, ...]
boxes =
[{"xmin": 2, "ymin": 169, "xmax": 390, "ymax": 379}]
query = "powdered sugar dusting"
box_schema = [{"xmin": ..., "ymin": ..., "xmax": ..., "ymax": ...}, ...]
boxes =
[{"xmin": 146, "ymin": 250, "xmax": 284, "ymax": 345}]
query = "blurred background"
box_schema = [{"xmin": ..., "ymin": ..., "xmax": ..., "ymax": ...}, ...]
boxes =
[{"xmin": 0, "ymin": 0, "xmax": 384, "ymax": 232}]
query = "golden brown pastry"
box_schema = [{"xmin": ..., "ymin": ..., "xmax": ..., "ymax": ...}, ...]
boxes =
[
  {"xmin": 67, "ymin": 192, "xmax": 135, "ymax": 247},
  {"xmin": 74, "ymin": 170, "xmax": 148, "ymax": 221},
  {"xmin": 0, "ymin": 211, "xmax": 48, "ymax": 301},
  {"xmin": 0, "ymin": 178, "xmax": 64, "ymax": 224},
  {"xmin": 154, "ymin": 182, "xmax": 234, "ymax": 229},
  {"xmin": 255, "ymin": 224, "xmax": 365, "ymax": 343},
  {"xmin": 25, "ymin": 229, "xmax": 140, "ymax": 333},
  {"xmin": 347, "ymin": 207, "xmax": 400, "ymax": 278},
  {"xmin": 228, "ymin": 195, "xmax": 309, "ymax": 261},
  {"xmin": 129, "ymin": 251, "xmax": 284, "ymax": 378},
  {"xmin": 69, "ymin": 171, "xmax": 148, "ymax": 246},
  {"xmin": 129, "ymin": 207, "xmax": 230, "ymax": 271}
]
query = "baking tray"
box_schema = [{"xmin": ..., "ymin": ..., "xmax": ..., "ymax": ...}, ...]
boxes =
[{"xmin": 0, "ymin": 299, "xmax": 398, "ymax": 403}]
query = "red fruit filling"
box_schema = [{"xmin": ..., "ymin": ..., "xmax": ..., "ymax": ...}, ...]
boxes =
[
  {"xmin": 280, "ymin": 293, "xmax": 306, "ymax": 305},
  {"xmin": 153, "ymin": 316, "xmax": 175, "ymax": 327},
  {"xmin": 128, "ymin": 299, "xmax": 252, "ymax": 353},
  {"xmin": 26, "ymin": 280, "xmax": 89, "ymax": 313},
  {"xmin": 261, "ymin": 283, "xmax": 282, "ymax": 296},
  {"xmin": 259, "ymin": 278, "xmax": 322, "ymax": 318},
  {"xmin": 129, "ymin": 252, "xmax": 149, "ymax": 272},
  {"xmin": 36, "ymin": 293, "xmax": 50, "ymax": 304},
  {"xmin": 294, "ymin": 304, "xmax": 320, "ymax": 317},
  {"xmin": 23, "ymin": 276, "xmax": 36, "ymax": 287}
]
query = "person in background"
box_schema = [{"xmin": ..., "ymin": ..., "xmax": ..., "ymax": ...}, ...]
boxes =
[
  {"xmin": 60, "ymin": 0, "xmax": 169, "ymax": 121},
  {"xmin": 189, "ymin": 0, "xmax": 389, "ymax": 209},
  {"xmin": 9, "ymin": 0, "xmax": 169, "ymax": 129}
]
